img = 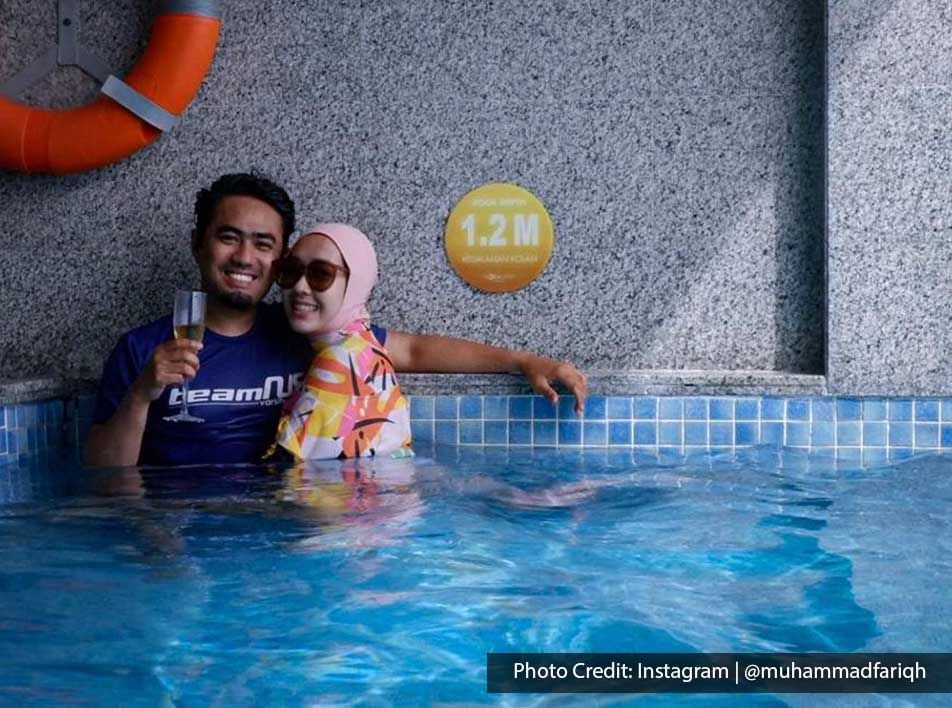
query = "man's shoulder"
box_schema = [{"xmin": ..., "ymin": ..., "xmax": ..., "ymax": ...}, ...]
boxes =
[
  {"xmin": 97, "ymin": 314, "xmax": 172, "ymax": 383},
  {"xmin": 116, "ymin": 314, "xmax": 173, "ymax": 349}
]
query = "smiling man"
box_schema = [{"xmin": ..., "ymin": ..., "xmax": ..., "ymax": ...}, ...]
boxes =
[
  {"xmin": 85, "ymin": 173, "xmax": 587, "ymax": 467},
  {"xmin": 86, "ymin": 173, "xmax": 312, "ymax": 466}
]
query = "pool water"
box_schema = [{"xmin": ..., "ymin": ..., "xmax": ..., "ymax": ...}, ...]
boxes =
[{"xmin": 1, "ymin": 445, "xmax": 950, "ymax": 706}]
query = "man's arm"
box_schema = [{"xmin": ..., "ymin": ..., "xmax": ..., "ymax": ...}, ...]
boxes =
[
  {"xmin": 385, "ymin": 331, "xmax": 587, "ymax": 413},
  {"xmin": 84, "ymin": 339, "xmax": 202, "ymax": 467}
]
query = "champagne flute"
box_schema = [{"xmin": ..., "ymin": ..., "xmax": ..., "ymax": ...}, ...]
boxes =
[{"xmin": 163, "ymin": 290, "xmax": 207, "ymax": 423}]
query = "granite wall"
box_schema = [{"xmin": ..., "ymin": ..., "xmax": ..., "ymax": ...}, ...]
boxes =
[
  {"xmin": 0, "ymin": 1, "xmax": 824, "ymax": 383},
  {"xmin": 828, "ymin": 0, "xmax": 952, "ymax": 395}
]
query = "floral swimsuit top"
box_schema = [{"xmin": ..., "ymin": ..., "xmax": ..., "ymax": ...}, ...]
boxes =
[{"xmin": 272, "ymin": 322, "xmax": 413, "ymax": 461}]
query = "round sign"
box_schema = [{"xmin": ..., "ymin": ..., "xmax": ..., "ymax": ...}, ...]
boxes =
[{"xmin": 444, "ymin": 182, "xmax": 554, "ymax": 293}]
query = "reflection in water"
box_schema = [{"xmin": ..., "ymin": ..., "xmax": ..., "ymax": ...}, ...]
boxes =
[{"xmin": 0, "ymin": 447, "xmax": 950, "ymax": 704}]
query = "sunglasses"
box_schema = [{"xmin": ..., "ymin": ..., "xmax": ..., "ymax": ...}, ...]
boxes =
[{"xmin": 274, "ymin": 255, "xmax": 349, "ymax": 292}]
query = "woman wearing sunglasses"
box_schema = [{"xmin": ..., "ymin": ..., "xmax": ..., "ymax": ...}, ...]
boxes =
[{"xmin": 267, "ymin": 223, "xmax": 414, "ymax": 461}]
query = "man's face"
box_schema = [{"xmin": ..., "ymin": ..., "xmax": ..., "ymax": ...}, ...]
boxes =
[{"xmin": 193, "ymin": 195, "xmax": 283, "ymax": 310}]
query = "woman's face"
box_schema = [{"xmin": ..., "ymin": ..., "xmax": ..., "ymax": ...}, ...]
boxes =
[{"xmin": 282, "ymin": 233, "xmax": 348, "ymax": 336}]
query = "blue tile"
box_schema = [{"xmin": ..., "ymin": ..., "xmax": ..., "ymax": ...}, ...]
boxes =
[
  {"xmin": 837, "ymin": 422, "xmax": 862, "ymax": 446},
  {"xmin": 863, "ymin": 400, "xmax": 887, "ymax": 421},
  {"xmin": 659, "ymin": 398, "xmax": 683, "ymax": 420},
  {"xmin": 410, "ymin": 396, "xmax": 434, "ymax": 420},
  {"xmin": 37, "ymin": 405, "xmax": 47, "ymax": 426},
  {"xmin": 659, "ymin": 422, "xmax": 682, "ymax": 446},
  {"xmin": 710, "ymin": 422, "xmax": 733, "ymax": 446},
  {"xmin": 942, "ymin": 425, "xmax": 952, "ymax": 448},
  {"xmin": 633, "ymin": 422, "xmax": 657, "ymax": 445},
  {"xmin": 609, "ymin": 421, "xmax": 631, "ymax": 445},
  {"xmin": 735, "ymin": 422, "xmax": 758, "ymax": 445},
  {"xmin": 411, "ymin": 419, "xmax": 433, "ymax": 443},
  {"xmin": 509, "ymin": 397, "xmax": 533, "ymax": 420},
  {"xmin": 533, "ymin": 396, "xmax": 557, "ymax": 420},
  {"xmin": 710, "ymin": 399, "xmax": 734, "ymax": 420},
  {"xmin": 762, "ymin": 399, "xmax": 785, "ymax": 420},
  {"xmin": 736, "ymin": 399, "xmax": 758, "ymax": 420},
  {"xmin": 684, "ymin": 399, "xmax": 708, "ymax": 420},
  {"xmin": 49, "ymin": 400, "xmax": 64, "ymax": 423},
  {"xmin": 558, "ymin": 396, "xmax": 580, "ymax": 420},
  {"xmin": 78, "ymin": 395, "xmax": 96, "ymax": 418},
  {"xmin": 633, "ymin": 397, "xmax": 658, "ymax": 419},
  {"xmin": 18, "ymin": 429, "xmax": 29, "ymax": 454},
  {"xmin": 77, "ymin": 421, "xmax": 92, "ymax": 449},
  {"xmin": 558, "ymin": 421, "xmax": 582, "ymax": 445},
  {"xmin": 813, "ymin": 399, "xmax": 835, "ymax": 421},
  {"xmin": 684, "ymin": 422, "xmax": 707, "ymax": 446},
  {"xmin": 836, "ymin": 447, "xmax": 862, "ymax": 461},
  {"xmin": 585, "ymin": 397, "xmax": 607, "ymax": 420},
  {"xmin": 583, "ymin": 422, "xmax": 607, "ymax": 446},
  {"xmin": 0, "ymin": 433, "xmax": 5, "ymax": 455},
  {"xmin": 836, "ymin": 398, "xmax": 862, "ymax": 421},
  {"xmin": 460, "ymin": 421, "xmax": 483, "ymax": 444},
  {"xmin": 484, "ymin": 421, "xmax": 509, "ymax": 445},
  {"xmin": 787, "ymin": 400, "xmax": 809, "ymax": 421},
  {"xmin": 484, "ymin": 396, "xmax": 508, "ymax": 420},
  {"xmin": 760, "ymin": 423, "xmax": 783, "ymax": 447},
  {"xmin": 435, "ymin": 397, "xmax": 459, "ymax": 420},
  {"xmin": 435, "ymin": 422, "xmax": 458, "ymax": 444},
  {"xmin": 862, "ymin": 448, "xmax": 889, "ymax": 465},
  {"xmin": 607, "ymin": 397, "xmax": 632, "ymax": 420},
  {"xmin": 942, "ymin": 400, "xmax": 952, "ymax": 422},
  {"xmin": 863, "ymin": 422, "xmax": 887, "ymax": 446},
  {"xmin": 0, "ymin": 406, "xmax": 8, "ymax": 427},
  {"xmin": 811, "ymin": 421, "xmax": 835, "ymax": 446},
  {"xmin": 888, "ymin": 400, "xmax": 913, "ymax": 421},
  {"xmin": 914, "ymin": 424, "xmax": 939, "ymax": 448},
  {"xmin": 786, "ymin": 422, "xmax": 809, "ymax": 447},
  {"xmin": 888, "ymin": 422, "xmax": 913, "ymax": 447},
  {"xmin": 510, "ymin": 421, "xmax": 532, "ymax": 445},
  {"xmin": 460, "ymin": 397, "xmax": 482, "ymax": 419},
  {"xmin": 915, "ymin": 401, "xmax": 939, "ymax": 422},
  {"xmin": 889, "ymin": 448, "xmax": 914, "ymax": 460},
  {"xmin": 534, "ymin": 421, "xmax": 557, "ymax": 446}
]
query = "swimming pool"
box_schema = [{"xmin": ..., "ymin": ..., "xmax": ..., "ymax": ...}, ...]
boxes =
[{"xmin": 1, "ymin": 444, "xmax": 950, "ymax": 705}]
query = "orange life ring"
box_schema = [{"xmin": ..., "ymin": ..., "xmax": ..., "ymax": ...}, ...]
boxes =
[{"xmin": 0, "ymin": 3, "xmax": 221, "ymax": 174}]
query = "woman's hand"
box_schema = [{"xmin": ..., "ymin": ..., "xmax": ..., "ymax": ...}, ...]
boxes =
[{"xmin": 517, "ymin": 354, "xmax": 587, "ymax": 414}]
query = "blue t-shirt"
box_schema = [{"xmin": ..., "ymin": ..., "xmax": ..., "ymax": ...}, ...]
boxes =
[{"xmin": 92, "ymin": 302, "xmax": 387, "ymax": 466}]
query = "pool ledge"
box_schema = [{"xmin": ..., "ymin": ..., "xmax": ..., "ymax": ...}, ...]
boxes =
[
  {"xmin": 0, "ymin": 371, "xmax": 827, "ymax": 405},
  {"xmin": 0, "ymin": 378, "xmax": 97, "ymax": 406},
  {"xmin": 400, "ymin": 370, "xmax": 827, "ymax": 396}
]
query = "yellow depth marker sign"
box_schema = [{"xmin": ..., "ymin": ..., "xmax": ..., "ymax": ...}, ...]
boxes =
[{"xmin": 444, "ymin": 182, "xmax": 554, "ymax": 293}]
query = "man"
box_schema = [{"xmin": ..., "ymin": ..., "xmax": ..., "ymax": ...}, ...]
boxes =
[{"xmin": 86, "ymin": 173, "xmax": 587, "ymax": 467}]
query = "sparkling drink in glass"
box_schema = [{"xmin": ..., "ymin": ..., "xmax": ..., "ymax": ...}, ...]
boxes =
[{"xmin": 163, "ymin": 290, "xmax": 207, "ymax": 423}]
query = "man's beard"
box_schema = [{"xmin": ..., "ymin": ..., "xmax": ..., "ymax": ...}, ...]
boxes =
[{"xmin": 211, "ymin": 288, "xmax": 255, "ymax": 311}]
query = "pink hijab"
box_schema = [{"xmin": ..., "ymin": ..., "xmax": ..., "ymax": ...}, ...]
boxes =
[{"xmin": 297, "ymin": 223, "xmax": 378, "ymax": 334}]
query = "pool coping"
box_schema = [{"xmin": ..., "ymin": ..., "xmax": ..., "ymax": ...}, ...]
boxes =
[
  {"xmin": 0, "ymin": 378, "xmax": 96, "ymax": 406},
  {"xmin": 0, "ymin": 371, "xmax": 827, "ymax": 406},
  {"xmin": 399, "ymin": 370, "xmax": 827, "ymax": 396}
]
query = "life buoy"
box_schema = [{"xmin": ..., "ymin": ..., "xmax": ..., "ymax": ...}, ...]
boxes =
[{"xmin": 0, "ymin": 1, "xmax": 221, "ymax": 174}]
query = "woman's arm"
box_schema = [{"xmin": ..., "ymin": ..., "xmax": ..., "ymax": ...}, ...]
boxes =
[{"xmin": 386, "ymin": 331, "xmax": 587, "ymax": 413}]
